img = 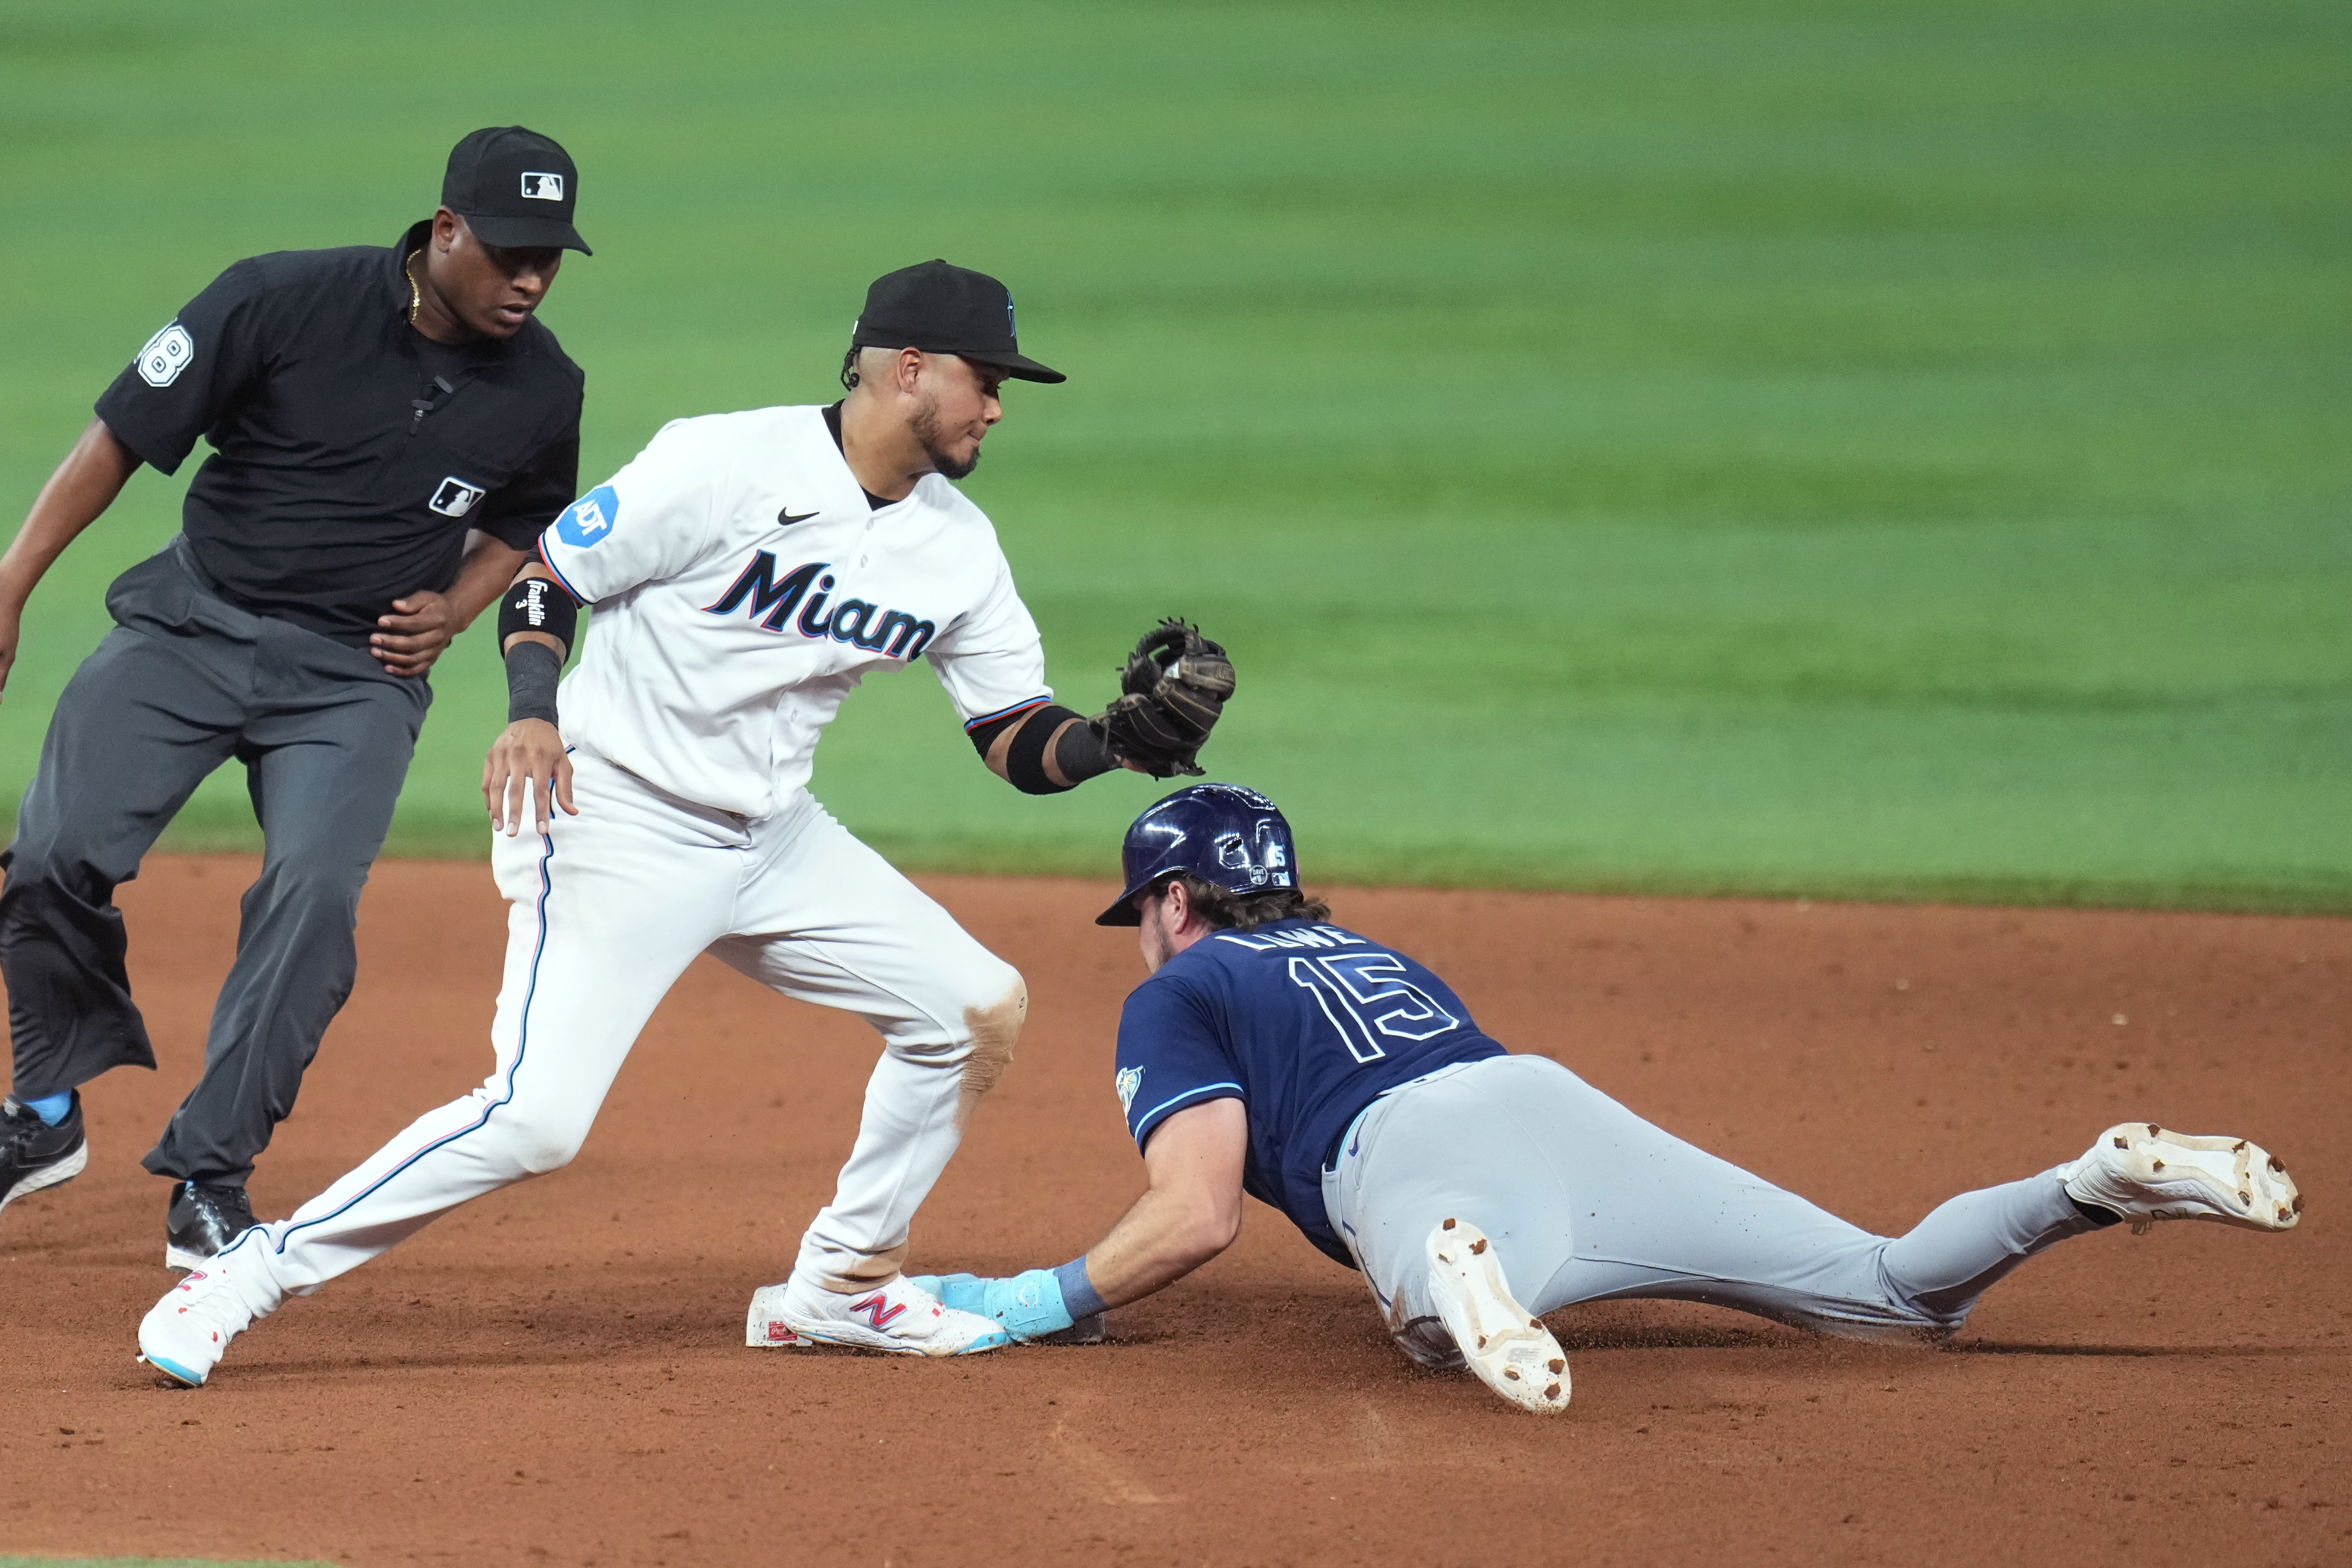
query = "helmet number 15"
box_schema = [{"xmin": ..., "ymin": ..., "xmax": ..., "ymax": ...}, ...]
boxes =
[{"xmin": 1288, "ymin": 952, "xmax": 1461, "ymax": 1065}]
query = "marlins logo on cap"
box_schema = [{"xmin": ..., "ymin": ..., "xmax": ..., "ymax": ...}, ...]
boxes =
[{"xmin": 850, "ymin": 260, "xmax": 1065, "ymax": 384}]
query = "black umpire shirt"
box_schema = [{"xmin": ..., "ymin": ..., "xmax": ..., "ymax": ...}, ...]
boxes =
[{"xmin": 94, "ymin": 220, "xmax": 583, "ymax": 648}]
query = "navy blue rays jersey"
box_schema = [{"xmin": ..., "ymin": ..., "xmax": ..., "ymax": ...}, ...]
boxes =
[{"xmin": 1114, "ymin": 918, "xmax": 1506, "ymax": 1265}]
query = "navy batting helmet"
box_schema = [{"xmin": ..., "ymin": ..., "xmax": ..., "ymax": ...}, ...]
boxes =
[{"xmin": 1095, "ymin": 783, "xmax": 1300, "ymax": 926}]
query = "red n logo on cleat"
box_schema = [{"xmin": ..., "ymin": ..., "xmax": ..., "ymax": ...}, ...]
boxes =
[{"xmin": 848, "ymin": 1292, "xmax": 906, "ymax": 1330}]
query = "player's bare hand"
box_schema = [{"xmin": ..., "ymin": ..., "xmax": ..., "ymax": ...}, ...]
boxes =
[
  {"xmin": 483, "ymin": 718, "xmax": 576, "ymax": 835},
  {"xmin": 373, "ymin": 591, "xmax": 457, "ymax": 676}
]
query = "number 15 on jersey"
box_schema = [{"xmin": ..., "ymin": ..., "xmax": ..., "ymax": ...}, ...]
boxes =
[{"xmin": 1289, "ymin": 951, "xmax": 1461, "ymax": 1064}]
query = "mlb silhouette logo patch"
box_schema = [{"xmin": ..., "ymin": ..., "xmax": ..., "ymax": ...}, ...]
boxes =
[
  {"xmin": 521, "ymin": 171, "xmax": 564, "ymax": 201},
  {"xmin": 137, "ymin": 323, "xmax": 195, "ymax": 387},
  {"xmin": 429, "ymin": 477, "xmax": 486, "ymax": 518}
]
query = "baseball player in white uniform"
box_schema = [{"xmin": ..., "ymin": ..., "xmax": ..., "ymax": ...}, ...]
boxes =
[{"xmin": 135, "ymin": 261, "xmax": 1234, "ymax": 1385}]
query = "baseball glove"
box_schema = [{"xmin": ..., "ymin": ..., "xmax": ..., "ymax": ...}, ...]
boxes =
[{"xmin": 1089, "ymin": 618, "xmax": 1235, "ymax": 779}]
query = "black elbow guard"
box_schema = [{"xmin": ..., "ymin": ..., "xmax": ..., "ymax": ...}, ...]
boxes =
[
  {"xmin": 966, "ymin": 705, "xmax": 1034, "ymax": 761},
  {"xmin": 496, "ymin": 575, "xmax": 579, "ymax": 657},
  {"xmin": 1004, "ymin": 705, "xmax": 1081, "ymax": 794},
  {"xmin": 1007, "ymin": 706, "xmax": 1117, "ymax": 794}
]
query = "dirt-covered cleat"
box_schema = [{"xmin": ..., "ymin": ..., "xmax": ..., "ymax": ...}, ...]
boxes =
[
  {"xmin": 1424, "ymin": 1217, "xmax": 1570, "ymax": 1415},
  {"xmin": 138, "ymin": 1259, "xmax": 262, "ymax": 1387},
  {"xmin": 2060, "ymin": 1123, "xmax": 2304, "ymax": 1236},
  {"xmin": 1, "ymin": 1093, "xmax": 88, "ymax": 1219},
  {"xmin": 752, "ymin": 1273, "xmax": 1010, "ymax": 1357}
]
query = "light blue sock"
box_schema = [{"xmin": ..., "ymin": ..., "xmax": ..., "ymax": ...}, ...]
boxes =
[{"xmin": 26, "ymin": 1091, "xmax": 74, "ymax": 1127}]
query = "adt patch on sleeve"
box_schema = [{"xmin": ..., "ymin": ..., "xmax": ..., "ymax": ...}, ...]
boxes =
[
  {"xmin": 555, "ymin": 484, "xmax": 620, "ymax": 547},
  {"xmin": 136, "ymin": 323, "xmax": 195, "ymax": 387}
]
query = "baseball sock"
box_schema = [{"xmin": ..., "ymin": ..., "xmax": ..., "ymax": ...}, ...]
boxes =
[
  {"xmin": 25, "ymin": 1092, "xmax": 73, "ymax": 1127},
  {"xmin": 1881, "ymin": 1173, "xmax": 2104, "ymax": 1318}
]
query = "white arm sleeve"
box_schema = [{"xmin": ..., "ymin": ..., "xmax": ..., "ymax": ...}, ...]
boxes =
[
  {"xmin": 538, "ymin": 418, "xmax": 726, "ymax": 603},
  {"xmin": 929, "ymin": 554, "xmax": 1053, "ymax": 734}
]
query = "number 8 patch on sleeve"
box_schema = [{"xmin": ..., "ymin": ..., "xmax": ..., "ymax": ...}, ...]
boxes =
[{"xmin": 137, "ymin": 322, "xmax": 195, "ymax": 387}]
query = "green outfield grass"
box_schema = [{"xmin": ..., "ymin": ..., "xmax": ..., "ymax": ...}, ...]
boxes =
[{"xmin": 1, "ymin": 0, "xmax": 2346, "ymax": 908}]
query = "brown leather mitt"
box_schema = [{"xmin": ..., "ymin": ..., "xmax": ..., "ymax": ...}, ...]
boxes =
[{"xmin": 1089, "ymin": 619, "xmax": 1236, "ymax": 778}]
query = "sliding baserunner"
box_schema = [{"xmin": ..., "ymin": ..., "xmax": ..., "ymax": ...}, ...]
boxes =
[
  {"xmin": 135, "ymin": 261, "xmax": 1235, "ymax": 1383},
  {"xmin": 900, "ymin": 784, "xmax": 2304, "ymax": 1414}
]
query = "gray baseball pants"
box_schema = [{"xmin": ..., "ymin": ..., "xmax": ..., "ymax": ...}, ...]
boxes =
[
  {"xmin": 1321, "ymin": 1054, "xmax": 2101, "ymax": 1362},
  {"xmin": 0, "ymin": 540, "xmax": 427, "ymax": 1183}
]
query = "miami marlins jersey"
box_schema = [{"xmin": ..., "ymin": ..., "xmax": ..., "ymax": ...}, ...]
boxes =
[
  {"xmin": 1113, "ymin": 919, "xmax": 1507, "ymax": 1265},
  {"xmin": 538, "ymin": 406, "xmax": 1049, "ymax": 818}
]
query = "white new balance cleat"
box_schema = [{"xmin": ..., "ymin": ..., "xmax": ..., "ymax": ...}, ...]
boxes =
[
  {"xmin": 1425, "ymin": 1217, "xmax": 1569, "ymax": 1415},
  {"xmin": 752, "ymin": 1273, "xmax": 1010, "ymax": 1357},
  {"xmin": 2061, "ymin": 1122, "xmax": 2303, "ymax": 1235},
  {"xmin": 138, "ymin": 1261, "xmax": 260, "ymax": 1387}
]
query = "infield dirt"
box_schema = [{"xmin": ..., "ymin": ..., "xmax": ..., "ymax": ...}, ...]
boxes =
[{"xmin": 3, "ymin": 857, "xmax": 2346, "ymax": 1567}]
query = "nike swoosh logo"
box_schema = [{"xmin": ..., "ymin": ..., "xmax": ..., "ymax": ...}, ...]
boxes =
[{"xmin": 778, "ymin": 508, "xmax": 819, "ymax": 526}]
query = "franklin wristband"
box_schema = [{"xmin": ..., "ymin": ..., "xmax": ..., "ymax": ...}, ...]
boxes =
[{"xmin": 497, "ymin": 574, "xmax": 578, "ymax": 656}]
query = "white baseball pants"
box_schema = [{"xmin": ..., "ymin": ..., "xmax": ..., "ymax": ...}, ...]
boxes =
[{"xmin": 228, "ymin": 746, "xmax": 1024, "ymax": 1310}]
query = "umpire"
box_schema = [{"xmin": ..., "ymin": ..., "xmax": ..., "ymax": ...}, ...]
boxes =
[{"xmin": 0, "ymin": 127, "xmax": 590, "ymax": 1268}]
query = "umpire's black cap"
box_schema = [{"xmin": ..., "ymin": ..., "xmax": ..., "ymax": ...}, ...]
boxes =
[
  {"xmin": 442, "ymin": 126, "xmax": 591, "ymax": 255},
  {"xmin": 852, "ymin": 260, "xmax": 1063, "ymax": 383}
]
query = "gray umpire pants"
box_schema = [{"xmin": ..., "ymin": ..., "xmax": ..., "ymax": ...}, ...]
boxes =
[
  {"xmin": 0, "ymin": 539, "xmax": 428, "ymax": 1184},
  {"xmin": 1323, "ymin": 1055, "xmax": 2102, "ymax": 1363}
]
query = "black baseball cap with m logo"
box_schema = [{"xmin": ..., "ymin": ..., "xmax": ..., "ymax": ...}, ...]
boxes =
[
  {"xmin": 441, "ymin": 126, "xmax": 591, "ymax": 255},
  {"xmin": 852, "ymin": 260, "xmax": 1064, "ymax": 383}
]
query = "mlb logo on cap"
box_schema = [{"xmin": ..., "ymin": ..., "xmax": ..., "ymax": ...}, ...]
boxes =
[
  {"xmin": 429, "ymin": 476, "xmax": 486, "ymax": 517},
  {"xmin": 440, "ymin": 126, "xmax": 591, "ymax": 254}
]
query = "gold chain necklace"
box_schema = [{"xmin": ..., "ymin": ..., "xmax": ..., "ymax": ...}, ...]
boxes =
[{"xmin": 403, "ymin": 249, "xmax": 423, "ymax": 325}]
